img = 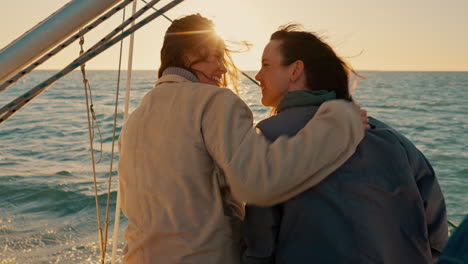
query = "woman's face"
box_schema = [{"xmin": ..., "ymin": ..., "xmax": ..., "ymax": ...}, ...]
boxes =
[
  {"xmin": 186, "ymin": 46, "xmax": 227, "ymax": 86},
  {"xmin": 255, "ymin": 40, "xmax": 293, "ymax": 107}
]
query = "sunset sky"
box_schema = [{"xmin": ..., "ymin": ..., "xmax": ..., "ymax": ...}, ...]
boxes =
[{"xmin": 1, "ymin": 0, "xmax": 467, "ymax": 72}]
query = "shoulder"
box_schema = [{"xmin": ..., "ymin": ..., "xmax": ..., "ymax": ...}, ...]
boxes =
[
  {"xmin": 366, "ymin": 117, "xmax": 426, "ymax": 162},
  {"xmin": 200, "ymin": 86, "xmax": 248, "ymax": 110},
  {"xmin": 196, "ymin": 86, "xmax": 253, "ymax": 125},
  {"xmin": 368, "ymin": 117, "xmax": 393, "ymax": 130},
  {"xmin": 155, "ymin": 77, "xmax": 242, "ymax": 104},
  {"xmin": 367, "ymin": 117, "xmax": 413, "ymax": 146},
  {"xmin": 156, "ymin": 75, "xmax": 237, "ymax": 95},
  {"xmin": 257, "ymin": 106, "xmax": 319, "ymax": 142}
]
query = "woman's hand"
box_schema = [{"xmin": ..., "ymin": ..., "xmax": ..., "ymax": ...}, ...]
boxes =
[{"xmin": 352, "ymin": 102, "xmax": 370, "ymax": 130}]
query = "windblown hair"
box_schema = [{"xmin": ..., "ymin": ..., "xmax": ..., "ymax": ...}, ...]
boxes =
[
  {"xmin": 270, "ymin": 24, "xmax": 363, "ymax": 101},
  {"xmin": 158, "ymin": 14, "xmax": 241, "ymax": 93}
]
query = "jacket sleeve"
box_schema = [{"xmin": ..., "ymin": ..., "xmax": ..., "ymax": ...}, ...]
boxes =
[
  {"xmin": 201, "ymin": 89, "xmax": 364, "ymax": 206},
  {"xmin": 394, "ymin": 132, "xmax": 449, "ymax": 254},
  {"xmin": 412, "ymin": 151, "xmax": 448, "ymax": 254}
]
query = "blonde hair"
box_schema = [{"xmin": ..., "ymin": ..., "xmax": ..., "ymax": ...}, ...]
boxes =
[{"xmin": 159, "ymin": 14, "xmax": 249, "ymax": 94}]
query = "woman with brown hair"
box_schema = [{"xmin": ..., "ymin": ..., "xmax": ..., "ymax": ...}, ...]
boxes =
[{"xmin": 118, "ymin": 15, "xmax": 366, "ymax": 263}]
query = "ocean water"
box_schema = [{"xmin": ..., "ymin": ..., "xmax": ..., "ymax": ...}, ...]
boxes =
[{"xmin": 0, "ymin": 70, "xmax": 467, "ymax": 263}]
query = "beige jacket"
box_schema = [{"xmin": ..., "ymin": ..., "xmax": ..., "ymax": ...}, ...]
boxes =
[{"xmin": 118, "ymin": 74, "xmax": 364, "ymax": 263}]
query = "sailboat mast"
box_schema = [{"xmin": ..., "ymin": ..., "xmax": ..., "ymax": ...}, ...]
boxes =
[{"xmin": 0, "ymin": 0, "xmax": 121, "ymax": 84}]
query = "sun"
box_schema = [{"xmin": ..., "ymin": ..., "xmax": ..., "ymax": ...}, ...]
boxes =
[
  {"xmin": 172, "ymin": 0, "xmax": 269, "ymax": 70},
  {"xmin": 211, "ymin": 15, "xmax": 246, "ymax": 42}
]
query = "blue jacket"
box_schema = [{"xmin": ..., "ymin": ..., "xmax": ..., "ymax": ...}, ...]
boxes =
[{"xmin": 242, "ymin": 105, "xmax": 448, "ymax": 264}]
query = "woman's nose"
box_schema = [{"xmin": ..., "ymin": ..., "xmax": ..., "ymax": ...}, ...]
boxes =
[{"xmin": 255, "ymin": 71, "xmax": 261, "ymax": 81}]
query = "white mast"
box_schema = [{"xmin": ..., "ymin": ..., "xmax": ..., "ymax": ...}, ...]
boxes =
[{"xmin": 0, "ymin": 0, "xmax": 121, "ymax": 84}]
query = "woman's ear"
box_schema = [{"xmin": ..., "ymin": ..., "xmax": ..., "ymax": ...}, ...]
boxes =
[{"xmin": 290, "ymin": 60, "xmax": 304, "ymax": 82}]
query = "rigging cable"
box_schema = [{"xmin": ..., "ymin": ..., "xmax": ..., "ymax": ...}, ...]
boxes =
[
  {"xmin": 80, "ymin": 5, "xmax": 129, "ymax": 261},
  {"xmin": 99, "ymin": 4, "xmax": 130, "ymax": 263},
  {"xmin": 0, "ymin": 0, "xmax": 185, "ymax": 125},
  {"xmin": 0, "ymin": 0, "xmax": 135, "ymax": 93},
  {"xmin": 79, "ymin": 35, "xmax": 106, "ymax": 263},
  {"xmin": 111, "ymin": 0, "xmax": 138, "ymax": 263}
]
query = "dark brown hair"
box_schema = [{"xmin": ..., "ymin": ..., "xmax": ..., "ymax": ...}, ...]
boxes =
[
  {"xmin": 270, "ymin": 24, "xmax": 362, "ymax": 101},
  {"xmin": 158, "ymin": 14, "xmax": 240, "ymax": 92}
]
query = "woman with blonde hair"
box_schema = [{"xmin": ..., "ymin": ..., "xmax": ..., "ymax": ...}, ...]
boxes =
[{"xmin": 118, "ymin": 14, "xmax": 366, "ymax": 263}]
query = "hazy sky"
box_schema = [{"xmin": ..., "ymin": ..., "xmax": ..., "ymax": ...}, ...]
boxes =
[{"xmin": 1, "ymin": 0, "xmax": 467, "ymax": 71}]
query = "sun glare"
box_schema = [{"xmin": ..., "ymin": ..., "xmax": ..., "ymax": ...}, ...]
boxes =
[
  {"xmin": 212, "ymin": 16, "xmax": 246, "ymax": 42},
  {"xmin": 200, "ymin": 3, "xmax": 269, "ymax": 71}
]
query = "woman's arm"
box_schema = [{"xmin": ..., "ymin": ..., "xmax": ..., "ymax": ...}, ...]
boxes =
[{"xmin": 202, "ymin": 89, "xmax": 364, "ymax": 206}]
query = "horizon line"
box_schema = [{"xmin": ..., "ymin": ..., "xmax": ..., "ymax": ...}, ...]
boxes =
[{"xmin": 31, "ymin": 69, "xmax": 468, "ymax": 73}]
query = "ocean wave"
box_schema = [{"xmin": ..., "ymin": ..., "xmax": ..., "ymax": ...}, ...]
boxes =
[{"xmin": 0, "ymin": 176, "xmax": 118, "ymax": 217}]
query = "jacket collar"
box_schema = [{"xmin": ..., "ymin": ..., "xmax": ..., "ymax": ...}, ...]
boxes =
[
  {"xmin": 276, "ymin": 90, "xmax": 336, "ymax": 113},
  {"xmin": 156, "ymin": 67, "xmax": 199, "ymax": 86}
]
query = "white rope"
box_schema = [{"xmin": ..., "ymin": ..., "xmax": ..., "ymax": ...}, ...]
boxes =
[
  {"xmin": 111, "ymin": 1, "xmax": 137, "ymax": 262},
  {"xmin": 79, "ymin": 35, "xmax": 106, "ymax": 263}
]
